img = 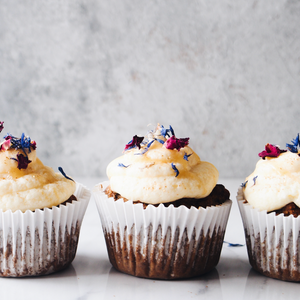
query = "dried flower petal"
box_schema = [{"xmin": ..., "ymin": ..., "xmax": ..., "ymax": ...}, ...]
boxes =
[
  {"xmin": 183, "ymin": 153, "xmax": 192, "ymax": 161},
  {"xmin": 286, "ymin": 133, "xmax": 300, "ymax": 153},
  {"xmin": 164, "ymin": 136, "xmax": 189, "ymax": 151},
  {"xmin": 171, "ymin": 163, "xmax": 179, "ymax": 177},
  {"xmin": 0, "ymin": 122, "xmax": 4, "ymax": 133},
  {"xmin": 0, "ymin": 138, "xmax": 11, "ymax": 151},
  {"xmin": 253, "ymin": 175, "xmax": 258, "ymax": 185},
  {"xmin": 124, "ymin": 135, "xmax": 144, "ymax": 151},
  {"xmin": 223, "ymin": 241, "xmax": 244, "ymax": 247},
  {"xmin": 11, "ymin": 153, "xmax": 32, "ymax": 170},
  {"xmin": 160, "ymin": 125, "xmax": 175, "ymax": 138},
  {"xmin": 58, "ymin": 167, "xmax": 74, "ymax": 181},
  {"xmin": 118, "ymin": 163, "xmax": 130, "ymax": 168},
  {"xmin": 258, "ymin": 144, "xmax": 281, "ymax": 159},
  {"xmin": 241, "ymin": 180, "xmax": 248, "ymax": 188}
]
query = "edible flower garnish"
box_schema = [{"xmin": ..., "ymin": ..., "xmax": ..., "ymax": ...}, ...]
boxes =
[
  {"xmin": 286, "ymin": 134, "xmax": 300, "ymax": 153},
  {"xmin": 253, "ymin": 176, "xmax": 258, "ymax": 185},
  {"xmin": 58, "ymin": 167, "xmax": 74, "ymax": 182},
  {"xmin": 124, "ymin": 135, "xmax": 144, "ymax": 151},
  {"xmin": 183, "ymin": 153, "xmax": 192, "ymax": 161},
  {"xmin": 118, "ymin": 163, "xmax": 130, "ymax": 168},
  {"xmin": 164, "ymin": 136, "xmax": 189, "ymax": 151},
  {"xmin": 241, "ymin": 180, "xmax": 248, "ymax": 188},
  {"xmin": 11, "ymin": 153, "xmax": 32, "ymax": 170},
  {"xmin": 258, "ymin": 144, "xmax": 282, "ymax": 159},
  {"xmin": 136, "ymin": 140, "xmax": 155, "ymax": 155},
  {"xmin": 0, "ymin": 122, "xmax": 36, "ymax": 170},
  {"xmin": 171, "ymin": 163, "xmax": 179, "ymax": 177},
  {"xmin": 160, "ymin": 125, "xmax": 175, "ymax": 138},
  {"xmin": 223, "ymin": 241, "xmax": 244, "ymax": 247}
]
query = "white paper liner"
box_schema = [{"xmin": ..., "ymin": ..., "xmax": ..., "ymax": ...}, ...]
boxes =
[
  {"xmin": 93, "ymin": 181, "xmax": 232, "ymax": 279},
  {"xmin": 237, "ymin": 187, "xmax": 300, "ymax": 281},
  {"xmin": 0, "ymin": 182, "xmax": 90, "ymax": 277}
]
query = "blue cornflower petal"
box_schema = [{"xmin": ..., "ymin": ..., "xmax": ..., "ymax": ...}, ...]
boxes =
[
  {"xmin": 156, "ymin": 138, "xmax": 165, "ymax": 144},
  {"xmin": 286, "ymin": 143, "xmax": 298, "ymax": 153},
  {"xmin": 241, "ymin": 180, "xmax": 248, "ymax": 188},
  {"xmin": 253, "ymin": 176, "xmax": 258, "ymax": 185},
  {"xmin": 171, "ymin": 163, "xmax": 179, "ymax": 177},
  {"xmin": 223, "ymin": 241, "xmax": 244, "ymax": 247},
  {"xmin": 58, "ymin": 167, "xmax": 74, "ymax": 181},
  {"xmin": 118, "ymin": 163, "xmax": 130, "ymax": 168},
  {"xmin": 183, "ymin": 153, "xmax": 192, "ymax": 161}
]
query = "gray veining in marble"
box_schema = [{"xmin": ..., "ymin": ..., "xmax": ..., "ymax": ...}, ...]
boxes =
[{"xmin": 1, "ymin": 0, "xmax": 300, "ymax": 178}]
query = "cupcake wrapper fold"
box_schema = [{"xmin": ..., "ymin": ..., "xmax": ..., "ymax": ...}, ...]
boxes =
[
  {"xmin": 0, "ymin": 182, "xmax": 90, "ymax": 277},
  {"xmin": 237, "ymin": 187, "xmax": 300, "ymax": 281},
  {"xmin": 93, "ymin": 182, "xmax": 232, "ymax": 279}
]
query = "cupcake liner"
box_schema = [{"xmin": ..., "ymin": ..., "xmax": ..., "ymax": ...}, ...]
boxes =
[
  {"xmin": 93, "ymin": 181, "xmax": 232, "ymax": 279},
  {"xmin": 237, "ymin": 187, "xmax": 300, "ymax": 281},
  {"xmin": 0, "ymin": 182, "xmax": 91, "ymax": 277}
]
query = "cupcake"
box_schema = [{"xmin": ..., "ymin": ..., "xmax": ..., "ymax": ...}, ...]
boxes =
[
  {"xmin": 238, "ymin": 135, "xmax": 300, "ymax": 281},
  {"xmin": 0, "ymin": 122, "xmax": 90, "ymax": 277},
  {"xmin": 93, "ymin": 124, "xmax": 231, "ymax": 279}
]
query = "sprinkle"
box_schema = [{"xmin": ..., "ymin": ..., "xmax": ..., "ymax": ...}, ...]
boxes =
[
  {"xmin": 253, "ymin": 176, "xmax": 258, "ymax": 185},
  {"xmin": 183, "ymin": 153, "xmax": 192, "ymax": 161},
  {"xmin": 223, "ymin": 241, "xmax": 244, "ymax": 247},
  {"xmin": 124, "ymin": 135, "xmax": 144, "ymax": 151},
  {"xmin": 241, "ymin": 180, "xmax": 248, "ymax": 188},
  {"xmin": 286, "ymin": 133, "xmax": 300, "ymax": 153},
  {"xmin": 11, "ymin": 153, "xmax": 32, "ymax": 170},
  {"xmin": 164, "ymin": 136, "xmax": 189, "ymax": 151},
  {"xmin": 171, "ymin": 163, "xmax": 179, "ymax": 177},
  {"xmin": 258, "ymin": 144, "xmax": 281, "ymax": 159},
  {"xmin": 118, "ymin": 163, "xmax": 130, "ymax": 168},
  {"xmin": 58, "ymin": 167, "xmax": 74, "ymax": 181}
]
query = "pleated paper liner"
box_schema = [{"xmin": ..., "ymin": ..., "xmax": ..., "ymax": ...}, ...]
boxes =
[
  {"xmin": 237, "ymin": 187, "xmax": 300, "ymax": 281},
  {"xmin": 0, "ymin": 182, "xmax": 91, "ymax": 277},
  {"xmin": 93, "ymin": 181, "xmax": 232, "ymax": 279}
]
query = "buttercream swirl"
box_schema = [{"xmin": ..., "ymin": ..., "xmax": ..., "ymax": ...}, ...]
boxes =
[
  {"xmin": 107, "ymin": 125, "xmax": 218, "ymax": 204},
  {"xmin": 243, "ymin": 151, "xmax": 300, "ymax": 212}
]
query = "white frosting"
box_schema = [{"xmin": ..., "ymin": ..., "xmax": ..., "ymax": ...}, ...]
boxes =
[
  {"xmin": 107, "ymin": 140, "xmax": 219, "ymax": 204},
  {"xmin": 243, "ymin": 151, "xmax": 300, "ymax": 212},
  {"xmin": 0, "ymin": 148, "xmax": 76, "ymax": 212}
]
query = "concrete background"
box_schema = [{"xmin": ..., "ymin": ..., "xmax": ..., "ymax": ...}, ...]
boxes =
[{"xmin": 0, "ymin": 0, "xmax": 300, "ymax": 179}]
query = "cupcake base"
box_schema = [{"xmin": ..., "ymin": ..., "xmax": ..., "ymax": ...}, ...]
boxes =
[
  {"xmin": 104, "ymin": 226, "xmax": 225, "ymax": 279},
  {"xmin": 238, "ymin": 187, "xmax": 300, "ymax": 282},
  {"xmin": 0, "ymin": 183, "xmax": 90, "ymax": 277},
  {"xmin": 94, "ymin": 182, "xmax": 232, "ymax": 280}
]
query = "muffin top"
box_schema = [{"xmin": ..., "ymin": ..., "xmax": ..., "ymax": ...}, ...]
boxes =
[
  {"xmin": 107, "ymin": 124, "xmax": 219, "ymax": 204},
  {"xmin": 243, "ymin": 135, "xmax": 300, "ymax": 212},
  {"xmin": 0, "ymin": 122, "xmax": 76, "ymax": 212}
]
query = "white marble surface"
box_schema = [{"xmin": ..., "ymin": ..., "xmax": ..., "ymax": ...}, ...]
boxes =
[
  {"xmin": 1, "ymin": 0, "xmax": 300, "ymax": 178},
  {"xmin": 1, "ymin": 177, "xmax": 300, "ymax": 300}
]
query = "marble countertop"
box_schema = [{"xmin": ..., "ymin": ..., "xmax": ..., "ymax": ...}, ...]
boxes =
[{"xmin": 1, "ymin": 178, "xmax": 300, "ymax": 300}]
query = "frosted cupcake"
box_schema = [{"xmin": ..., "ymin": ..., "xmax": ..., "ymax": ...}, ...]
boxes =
[
  {"xmin": 238, "ymin": 135, "xmax": 300, "ymax": 281},
  {"xmin": 0, "ymin": 122, "xmax": 90, "ymax": 277},
  {"xmin": 93, "ymin": 124, "xmax": 231, "ymax": 279}
]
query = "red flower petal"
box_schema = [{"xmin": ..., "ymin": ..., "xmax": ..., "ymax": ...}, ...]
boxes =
[
  {"xmin": 258, "ymin": 143, "xmax": 281, "ymax": 159},
  {"xmin": 164, "ymin": 136, "xmax": 189, "ymax": 151}
]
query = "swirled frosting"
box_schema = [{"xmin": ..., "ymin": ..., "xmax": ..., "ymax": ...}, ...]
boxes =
[
  {"xmin": 243, "ymin": 151, "xmax": 300, "ymax": 212},
  {"xmin": 107, "ymin": 125, "xmax": 219, "ymax": 204}
]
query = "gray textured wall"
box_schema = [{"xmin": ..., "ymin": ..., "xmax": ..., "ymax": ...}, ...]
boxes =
[{"xmin": 1, "ymin": 0, "xmax": 300, "ymax": 179}]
